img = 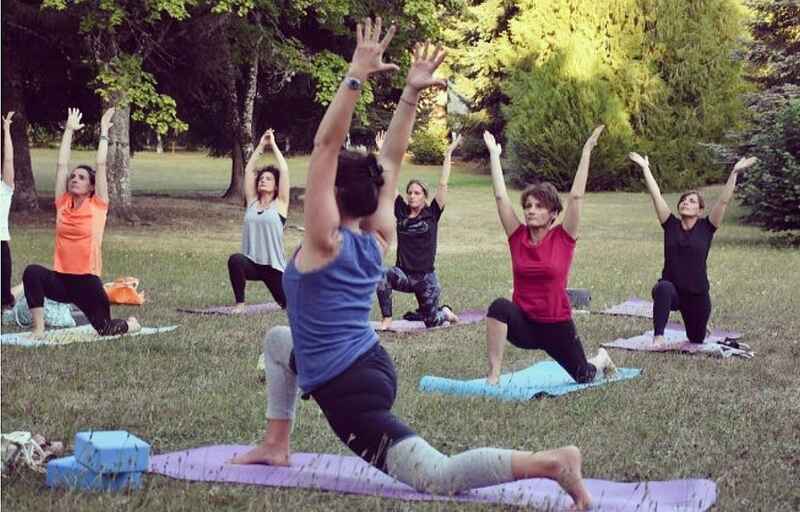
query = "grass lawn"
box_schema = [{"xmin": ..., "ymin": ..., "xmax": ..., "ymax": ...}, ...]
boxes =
[{"xmin": 2, "ymin": 150, "xmax": 799, "ymax": 511}]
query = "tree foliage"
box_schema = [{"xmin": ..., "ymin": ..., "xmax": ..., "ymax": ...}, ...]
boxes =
[{"xmin": 446, "ymin": 0, "xmax": 750, "ymax": 190}]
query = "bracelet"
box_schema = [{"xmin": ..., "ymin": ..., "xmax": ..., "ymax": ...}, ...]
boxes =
[
  {"xmin": 99, "ymin": 135, "xmax": 109, "ymax": 142},
  {"xmin": 399, "ymin": 96, "xmax": 417, "ymax": 108}
]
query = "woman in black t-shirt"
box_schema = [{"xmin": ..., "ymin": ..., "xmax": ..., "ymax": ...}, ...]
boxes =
[
  {"xmin": 629, "ymin": 152, "xmax": 757, "ymax": 344},
  {"xmin": 375, "ymin": 133, "xmax": 461, "ymax": 330}
]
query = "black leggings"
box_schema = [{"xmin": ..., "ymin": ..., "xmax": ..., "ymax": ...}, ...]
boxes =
[
  {"xmin": 652, "ymin": 280, "xmax": 711, "ymax": 343},
  {"xmin": 290, "ymin": 343, "xmax": 416, "ymax": 471},
  {"xmin": 22, "ymin": 264, "xmax": 128, "ymax": 336},
  {"xmin": 1, "ymin": 241, "xmax": 13, "ymax": 307},
  {"xmin": 227, "ymin": 253, "xmax": 286, "ymax": 307},
  {"xmin": 487, "ymin": 298, "xmax": 596, "ymax": 383}
]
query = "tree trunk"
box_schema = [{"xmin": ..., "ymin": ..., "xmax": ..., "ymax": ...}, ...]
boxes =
[
  {"xmin": 156, "ymin": 133, "xmax": 163, "ymax": 154},
  {"xmin": 106, "ymin": 100, "xmax": 139, "ymax": 223},
  {"xmin": 1, "ymin": 39, "xmax": 38, "ymax": 211}
]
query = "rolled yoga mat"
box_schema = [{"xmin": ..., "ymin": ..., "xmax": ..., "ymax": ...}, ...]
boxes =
[
  {"xmin": 419, "ymin": 361, "xmax": 641, "ymax": 401},
  {"xmin": 370, "ymin": 309, "xmax": 485, "ymax": 333},
  {"xmin": 1, "ymin": 325, "xmax": 179, "ymax": 347},
  {"xmin": 149, "ymin": 445, "xmax": 717, "ymax": 512},
  {"xmin": 177, "ymin": 302, "xmax": 282, "ymax": 315}
]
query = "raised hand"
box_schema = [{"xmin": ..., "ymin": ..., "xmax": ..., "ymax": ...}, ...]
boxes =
[
  {"xmin": 628, "ymin": 152, "xmax": 650, "ymax": 169},
  {"xmin": 406, "ymin": 42, "xmax": 447, "ymax": 92},
  {"xmin": 65, "ymin": 108, "xmax": 85, "ymax": 132},
  {"xmin": 100, "ymin": 108, "xmax": 115, "ymax": 135},
  {"xmin": 2, "ymin": 112, "xmax": 14, "ymax": 130},
  {"xmin": 483, "ymin": 131, "xmax": 501, "ymax": 156},
  {"xmin": 446, "ymin": 132, "xmax": 462, "ymax": 154},
  {"xmin": 258, "ymin": 129, "xmax": 275, "ymax": 149},
  {"xmin": 583, "ymin": 125, "xmax": 604, "ymax": 152},
  {"xmin": 349, "ymin": 17, "xmax": 399, "ymax": 78},
  {"xmin": 374, "ymin": 130, "xmax": 385, "ymax": 151},
  {"xmin": 733, "ymin": 156, "xmax": 757, "ymax": 173}
]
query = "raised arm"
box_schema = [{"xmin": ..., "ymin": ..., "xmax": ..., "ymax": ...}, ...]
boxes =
[
  {"xmin": 2, "ymin": 112, "xmax": 14, "ymax": 189},
  {"xmin": 244, "ymin": 130, "xmax": 269, "ymax": 205},
  {"xmin": 562, "ymin": 125, "xmax": 603, "ymax": 238},
  {"xmin": 56, "ymin": 108, "xmax": 84, "ymax": 198},
  {"xmin": 94, "ymin": 108, "xmax": 113, "ymax": 203},
  {"xmin": 270, "ymin": 129, "xmax": 291, "ymax": 217},
  {"xmin": 434, "ymin": 132, "xmax": 461, "ymax": 208},
  {"xmin": 629, "ymin": 152, "xmax": 671, "ymax": 224},
  {"xmin": 483, "ymin": 131, "xmax": 521, "ymax": 237},
  {"xmin": 304, "ymin": 17, "xmax": 399, "ymax": 257},
  {"xmin": 709, "ymin": 156, "xmax": 756, "ymax": 228},
  {"xmin": 363, "ymin": 41, "xmax": 447, "ymax": 250}
]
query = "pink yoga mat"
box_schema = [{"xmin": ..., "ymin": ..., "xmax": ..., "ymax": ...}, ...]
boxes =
[
  {"xmin": 177, "ymin": 302, "xmax": 282, "ymax": 316},
  {"xmin": 370, "ymin": 309, "xmax": 486, "ymax": 333},
  {"xmin": 599, "ymin": 298, "xmax": 654, "ymax": 318},
  {"xmin": 149, "ymin": 445, "xmax": 717, "ymax": 511}
]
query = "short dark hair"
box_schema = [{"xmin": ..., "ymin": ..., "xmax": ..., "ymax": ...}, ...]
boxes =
[
  {"xmin": 255, "ymin": 166, "xmax": 280, "ymax": 200},
  {"xmin": 520, "ymin": 182, "xmax": 563, "ymax": 218},
  {"xmin": 70, "ymin": 165, "xmax": 96, "ymax": 195},
  {"xmin": 406, "ymin": 179, "xmax": 429, "ymax": 198},
  {"xmin": 678, "ymin": 190, "xmax": 705, "ymax": 210},
  {"xmin": 335, "ymin": 150, "xmax": 385, "ymax": 218}
]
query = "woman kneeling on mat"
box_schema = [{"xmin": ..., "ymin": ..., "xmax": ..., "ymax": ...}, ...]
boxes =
[
  {"xmin": 228, "ymin": 129, "xmax": 290, "ymax": 312},
  {"xmin": 22, "ymin": 108, "xmax": 139, "ymax": 337},
  {"xmin": 482, "ymin": 128, "xmax": 615, "ymax": 386},
  {"xmin": 375, "ymin": 131, "xmax": 460, "ymax": 330},
  {"xmin": 232, "ymin": 18, "xmax": 591, "ymax": 510},
  {"xmin": 629, "ymin": 152, "xmax": 756, "ymax": 345}
]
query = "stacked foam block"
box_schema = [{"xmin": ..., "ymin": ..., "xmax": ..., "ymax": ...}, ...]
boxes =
[{"xmin": 46, "ymin": 431, "xmax": 149, "ymax": 491}]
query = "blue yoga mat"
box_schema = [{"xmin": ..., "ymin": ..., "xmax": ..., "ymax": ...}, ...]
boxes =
[{"xmin": 419, "ymin": 361, "xmax": 641, "ymax": 401}]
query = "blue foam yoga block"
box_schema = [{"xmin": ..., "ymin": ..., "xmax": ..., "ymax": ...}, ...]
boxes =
[
  {"xmin": 74, "ymin": 431, "xmax": 150, "ymax": 473},
  {"xmin": 46, "ymin": 456, "xmax": 143, "ymax": 491}
]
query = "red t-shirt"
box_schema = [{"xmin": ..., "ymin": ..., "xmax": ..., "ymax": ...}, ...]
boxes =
[{"xmin": 509, "ymin": 224, "xmax": 575, "ymax": 323}]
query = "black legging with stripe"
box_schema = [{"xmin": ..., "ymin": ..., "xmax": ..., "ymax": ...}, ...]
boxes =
[{"xmin": 22, "ymin": 264, "xmax": 128, "ymax": 336}]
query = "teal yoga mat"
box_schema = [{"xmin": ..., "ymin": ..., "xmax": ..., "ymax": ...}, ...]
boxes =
[{"xmin": 419, "ymin": 361, "xmax": 640, "ymax": 401}]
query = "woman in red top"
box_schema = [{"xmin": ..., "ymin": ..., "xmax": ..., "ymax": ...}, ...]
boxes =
[
  {"xmin": 482, "ymin": 128, "xmax": 615, "ymax": 385},
  {"xmin": 22, "ymin": 108, "xmax": 139, "ymax": 337}
]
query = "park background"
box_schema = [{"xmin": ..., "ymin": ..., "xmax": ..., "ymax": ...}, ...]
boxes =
[{"xmin": 2, "ymin": 0, "xmax": 799, "ymax": 510}]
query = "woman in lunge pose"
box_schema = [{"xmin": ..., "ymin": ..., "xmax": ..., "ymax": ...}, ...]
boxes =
[
  {"xmin": 22, "ymin": 108, "xmax": 139, "ymax": 337},
  {"xmin": 375, "ymin": 132, "xmax": 461, "ymax": 330},
  {"xmin": 482, "ymin": 128, "xmax": 616, "ymax": 386},
  {"xmin": 629, "ymin": 151, "xmax": 756, "ymax": 345},
  {"xmin": 231, "ymin": 18, "xmax": 591, "ymax": 510},
  {"xmin": 228, "ymin": 128, "xmax": 291, "ymax": 312}
]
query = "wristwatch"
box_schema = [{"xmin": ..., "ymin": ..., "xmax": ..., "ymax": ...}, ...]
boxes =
[{"xmin": 344, "ymin": 76, "xmax": 362, "ymax": 91}]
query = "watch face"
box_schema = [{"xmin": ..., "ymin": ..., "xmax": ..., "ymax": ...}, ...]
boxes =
[{"xmin": 346, "ymin": 78, "xmax": 361, "ymax": 90}]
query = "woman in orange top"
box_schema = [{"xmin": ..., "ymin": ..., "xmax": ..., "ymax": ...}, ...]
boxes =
[{"xmin": 22, "ymin": 108, "xmax": 139, "ymax": 337}]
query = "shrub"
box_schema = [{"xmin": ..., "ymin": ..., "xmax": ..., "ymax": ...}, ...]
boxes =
[{"xmin": 409, "ymin": 124, "xmax": 448, "ymax": 165}]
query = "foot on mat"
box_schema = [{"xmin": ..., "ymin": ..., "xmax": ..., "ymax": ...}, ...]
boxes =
[
  {"xmin": 590, "ymin": 348, "xmax": 618, "ymax": 379},
  {"xmin": 228, "ymin": 443, "xmax": 290, "ymax": 467}
]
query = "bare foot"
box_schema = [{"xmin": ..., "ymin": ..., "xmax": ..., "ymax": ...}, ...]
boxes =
[
  {"xmin": 486, "ymin": 372, "xmax": 500, "ymax": 385},
  {"xmin": 229, "ymin": 443, "xmax": 290, "ymax": 466},
  {"xmin": 377, "ymin": 317, "xmax": 393, "ymax": 331},
  {"xmin": 652, "ymin": 334, "xmax": 666, "ymax": 346},
  {"xmin": 126, "ymin": 317, "xmax": 141, "ymax": 334},
  {"xmin": 442, "ymin": 306, "xmax": 459, "ymax": 323},
  {"xmin": 546, "ymin": 446, "xmax": 592, "ymax": 511},
  {"xmin": 231, "ymin": 303, "xmax": 247, "ymax": 314},
  {"xmin": 29, "ymin": 328, "xmax": 45, "ymax": 339}
]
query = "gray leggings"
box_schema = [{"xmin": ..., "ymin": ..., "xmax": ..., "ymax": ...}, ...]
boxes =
[{"xmin": 261, "ymin": 327, "xmax": 515, "ymax": 494}]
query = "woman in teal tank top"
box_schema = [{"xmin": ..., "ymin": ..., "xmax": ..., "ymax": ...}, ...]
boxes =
[{"xmin": 231, "ymin": 18, "xmax": 592, "ymax": 510}]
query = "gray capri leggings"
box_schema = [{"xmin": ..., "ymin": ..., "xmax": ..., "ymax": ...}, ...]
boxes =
[{"xmin": 261, "ymin": 326, "xmax": 515, "ymax": 494}]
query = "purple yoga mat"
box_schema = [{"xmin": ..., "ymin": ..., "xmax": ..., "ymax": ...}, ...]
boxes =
[
  {"xmin": 370, "ymin": 309, "xmax": 486, "ymax": 333},
  {"xmin": 603, "ymin": 322, "xmax": 745, "ymax": 356},
  {"xmin": 599, "ymin": 298, "xmax": 654, "ymax": 318},
  {"xmin": 149, "ymin": 445, "xmax": 717, "ymax": 511},
  {"xmin": 177, "ymin": 302, "xmax": 282, "ymax": 316}
]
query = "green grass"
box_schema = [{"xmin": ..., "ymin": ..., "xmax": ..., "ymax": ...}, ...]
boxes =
[{"xmin": 3, "ymin": 150, "xmax": 799, "ymax": 511}]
